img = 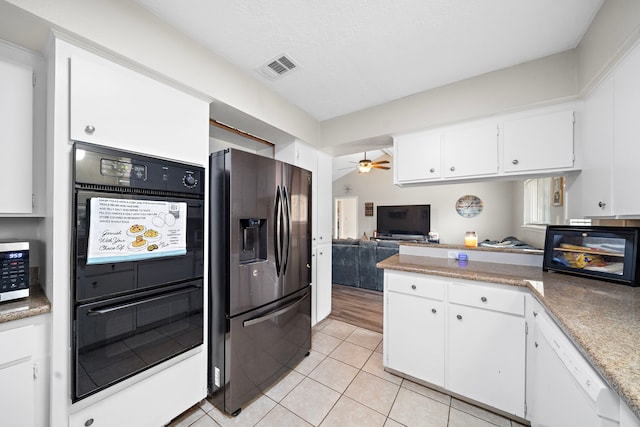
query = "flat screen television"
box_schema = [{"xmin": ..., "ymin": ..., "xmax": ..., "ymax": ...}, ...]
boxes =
[{"xmin": 376, "ymin": 205, "xmax": 430, "ymax": 239}]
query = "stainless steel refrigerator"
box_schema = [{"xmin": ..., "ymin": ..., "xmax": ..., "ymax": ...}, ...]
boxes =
[{"xmin": 208, "ymin": 149, "xmax": 312, "ymax": 415}]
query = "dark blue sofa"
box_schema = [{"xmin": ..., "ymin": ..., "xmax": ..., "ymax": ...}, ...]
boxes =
[{"xmin": 331, "ymin": 239, "xmax": 399, "ymax": 291}]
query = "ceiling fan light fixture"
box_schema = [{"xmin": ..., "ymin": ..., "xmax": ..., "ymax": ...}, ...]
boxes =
[{"xmin": 358, "ymin": 163, "xmax": 373, "ymax": 173}]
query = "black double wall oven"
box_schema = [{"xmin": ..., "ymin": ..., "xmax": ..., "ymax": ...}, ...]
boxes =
[{"xmin": 72, "ymin": 142, "xmax": 205, "ymax": 402}]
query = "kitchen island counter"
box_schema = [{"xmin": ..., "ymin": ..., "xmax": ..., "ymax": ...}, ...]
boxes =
[{"xmin": 378, "ymin": 253, "xmax": 640, "ymax": 419}]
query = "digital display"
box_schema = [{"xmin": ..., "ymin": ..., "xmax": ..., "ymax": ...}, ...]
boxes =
[{"xmin": 8, "ymin": 252, "xmax": 23, "ymax": 259}]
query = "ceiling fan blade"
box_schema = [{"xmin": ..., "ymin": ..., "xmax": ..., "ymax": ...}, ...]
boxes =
[
  {"xmin": 372, "ymin": 160, "xmax": 390, "ymax": 165},
  {"xmin": 373, "ymin": 165, "xmax": 391, "ymax": 170}
]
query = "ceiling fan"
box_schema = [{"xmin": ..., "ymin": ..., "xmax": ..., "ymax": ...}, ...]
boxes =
[{"xmin": 352, "ymin": 152, "xmax": 391, "ymax": 173}]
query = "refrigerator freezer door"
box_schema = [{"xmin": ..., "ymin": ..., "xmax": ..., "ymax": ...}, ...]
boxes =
[{"xmin": 211, "ymin": 286, "xmax": 311, "ymax": 414}]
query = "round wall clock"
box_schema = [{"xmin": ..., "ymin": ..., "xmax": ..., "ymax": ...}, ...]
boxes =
[{"xmin": 455, "ymin": 195, "xmax": 483, "ymax": 218}]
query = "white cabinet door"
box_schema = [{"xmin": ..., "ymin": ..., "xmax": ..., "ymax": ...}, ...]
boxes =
[
  {"xmin": 0, "ymin": 324, "xmax": 34, "ymax": 427},
  {"xmin": 0, "ymin": 58, "xmax": 33, "ymax": 213},
  {"xmin": 69, "ymin": 56, "xmax": 206, "ymax": 164},
  {"xmin": 578, "ymin": 79, "xmax": 614, "ymax": 217},
  {"xmin": 315, "ymin": 245, "xmax": 332, "ymax": 323},
  {"xmin": 442, "ymin": 124, "xmax": 498, "ymax": 178},
  {"xmin": 394, "ymin": 131, "xmax": 441, "ymax": 183},
  {"xmin": 447, "ymin": 304, "xmax": 525, "ymax": 417},
  {"xmin": 387, "ymin": 290, "xmax": 445, "ymax": 386},
  {"xmin": 502, "ymin": 110, "xmax": 574, "ymax": 173},
  {"xmin": 613, "ymin": 44, "xmax": 640, "ymax": 216},
  {"xmin": 315, "ymin": 152, "xmax": 333, "ymax": 244},
  {"xmin": 0, "ymin": 361, "xmax": 33, "ymax": 427}
]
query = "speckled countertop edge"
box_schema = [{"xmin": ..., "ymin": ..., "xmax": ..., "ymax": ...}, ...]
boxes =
[
  {"xmin": 377, "ymin": 254, "xmax": 640, "ymax": 419},
  {"xmin": 400, "ymin": 241, "xmax": 544, "ymax": 254},
  {"xmin": 0, "ymin": 284, "xmax": 51, "ymax": 323}
]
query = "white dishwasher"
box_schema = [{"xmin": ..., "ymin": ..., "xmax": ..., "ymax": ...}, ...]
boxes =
[{"xmin": 529, "ymin": 312, "xmax": 619, "ymax": 427}]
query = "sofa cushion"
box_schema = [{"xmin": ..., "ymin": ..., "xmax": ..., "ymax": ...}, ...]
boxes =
[
  {"xmin": 358, "ymin": 241, "xmax": 378, "ymax": 290},
  {"xmin": 332, "ymin": 244, "xmax": 360, "ymax": 287}
]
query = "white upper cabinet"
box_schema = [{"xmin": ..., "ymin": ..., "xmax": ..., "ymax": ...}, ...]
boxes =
[
  {"xmin": 612, "ymin": 43, "xmax": 640, "ymax": 217},
  {"xmin": 394, "ymin": 131, "xmax": 441, "ymax": 183},
  {"xmin": 0, "ymin": 57, "xmax": 33, "ymax": 214},
  {"xmin": 502, "ymin": 110, "xmax": 574, "ymax": 173},
  {"xmin": 577, "ymin": 78, "xmax": 614, "ymax": 217},
  {"xmin": 394, "ymin": 106, "xmax": 576, "ymax": 186},
  {"xmin": 443, "ymin": 123, "xmax": 499, "ymax": 178},
  {"xmin": 315, "ymin": 151, "xmax": 333, "ymax": 244},
  {"xmin": 70, "ymin": 56, "xmax": 207, "ymax": 164}
]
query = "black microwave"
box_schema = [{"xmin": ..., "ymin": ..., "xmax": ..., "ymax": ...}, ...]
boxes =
[{"xmin": 543, "ymin": 225, "xmax": 640, "ymax": 287}]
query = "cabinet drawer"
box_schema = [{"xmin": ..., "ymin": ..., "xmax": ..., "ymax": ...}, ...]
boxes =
[
  {"xmin": 0, "ymin": 325, "xmax": 34, "ymax": 366},
  {"xmin": 386, "ymin": 271, "xmax": 445, "ymax": 301},
  {"xmin": 449, "ymin": 283, "xmax": 524, "ymax": 316}
]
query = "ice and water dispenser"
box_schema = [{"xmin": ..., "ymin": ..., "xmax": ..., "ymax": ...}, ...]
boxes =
[{"xmin": 240, "ymin": 218, "xmax": 267, "ymax": 263}]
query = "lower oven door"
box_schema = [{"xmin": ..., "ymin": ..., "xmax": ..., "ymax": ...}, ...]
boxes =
[{"xmin": 73, "ymin": 280, "xmax": 203, "ymax": 401}]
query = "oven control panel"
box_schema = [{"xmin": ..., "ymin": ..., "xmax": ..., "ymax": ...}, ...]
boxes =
[{"xmin": 75, "ymin": 142, "xmax": 204, "ymax": 196}]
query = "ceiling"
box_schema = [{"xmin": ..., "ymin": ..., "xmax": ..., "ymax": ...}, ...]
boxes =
[{"xmin": 134, "ymin": 0, "xmax": 603, "ymax": 124}]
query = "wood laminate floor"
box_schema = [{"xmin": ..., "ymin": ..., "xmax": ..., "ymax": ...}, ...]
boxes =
[{"xmin": 328, "ymin": 284, "xmax": 383, "ymax": 333}]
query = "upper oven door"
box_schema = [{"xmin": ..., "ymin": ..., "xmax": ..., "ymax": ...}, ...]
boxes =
[{"xmin": 74, "ymin": 190, "xmax": 204, "ymax": 303}]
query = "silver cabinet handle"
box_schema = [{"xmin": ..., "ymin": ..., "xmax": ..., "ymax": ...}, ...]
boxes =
[
  {"xmin": 456, "ymin": 314, "xmax": 462, "ymax": 320},
  {"xmin": 512, "ymin": 159, "xmax": 519, "ymax": 165},
  {"xmin": 598, "ymin": 201, "xmax": 606, "ymax": 209},
  {"xmin": 450, "ymin": 166, "xmax": 455, "ymax": 172},
  {"xmin": 481, "ymin": 296, "xmax": 487, "ymax": 302},
  {"xmin": 429, "ymin": 168, "xmax": 435, "ymax": 173},
  {"xmin": 411, "ymin": 284, "xmax": 416, "ymax": 290},
  {"xmin": 84, "ymin": 125, "xmax": 96, "ymax": 135},
  {"xmin": 431, "ymin": 308, "xmax": 437, "ymax": 314},
  {"xmin": 533, "ymin": 311, "xmax": 538, "ymax": 317}
]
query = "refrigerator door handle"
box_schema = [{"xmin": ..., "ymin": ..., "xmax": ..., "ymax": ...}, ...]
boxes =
[
  {"xmin": 274, "ymin": 185, "xmax": 283, "ymax": 276},
  {"xmin": 242, "ymin": 291, "xmax": 309, "ymax": 327},
  {"xmin": 282, "ymin": 186, "xmax": 292, "ymax": 275}
]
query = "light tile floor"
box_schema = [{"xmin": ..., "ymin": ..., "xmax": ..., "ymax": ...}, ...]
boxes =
[{"xmin": 167, "ymin": 318, "xmax": 527, "ymax": 427}]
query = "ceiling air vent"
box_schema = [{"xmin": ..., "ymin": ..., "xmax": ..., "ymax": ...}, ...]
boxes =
[{"xmin": 258, "ymin": 53, "xmax": 299, "ymax": 80}]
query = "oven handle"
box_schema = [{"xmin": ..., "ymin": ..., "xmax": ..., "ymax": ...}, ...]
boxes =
[
  {"xmin": 243, "ymin": 291, "xmax": 309, "ymax": 327},
  {"xmin": 86, "ymin": 285, "xmax": 201, "ymax": 316}
]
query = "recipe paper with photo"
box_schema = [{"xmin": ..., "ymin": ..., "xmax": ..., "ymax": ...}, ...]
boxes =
[{"xmin": 86, "ymin": 197, "xmax": 187, "ymax": 265}]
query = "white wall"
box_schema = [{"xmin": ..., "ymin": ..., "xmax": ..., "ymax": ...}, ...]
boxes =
[
  {"xmin": 333, "ymin": 155, "xmax": 521, "ymax": 245},
  {"xmin": 3, "ymin": 0, "xmax": 320, "ymax": 147}
]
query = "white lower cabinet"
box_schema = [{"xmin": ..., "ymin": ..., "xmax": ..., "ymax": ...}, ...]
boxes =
[
  {"xmin": 0, "ymin": 324, "xmax": 34, "ymax": 427},
  {"xmin": 447, "ymin": 282, "xmax": 526, "ymax": 418},
  {"xmin": 384, "ymin": 272, "xmax": 525, "ymax": 417},
  {"xmin": 314, "ymin": 245, "xmax": 332, "ymax": 323},
  {"xmin": 385, "ymin": 272, "xmax": 445, "ymax": 386}
]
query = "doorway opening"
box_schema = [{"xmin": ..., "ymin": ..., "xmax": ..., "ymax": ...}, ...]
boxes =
[{"xmin": 334, "ymin": 197, "xmax": 358, "ymax": 239}]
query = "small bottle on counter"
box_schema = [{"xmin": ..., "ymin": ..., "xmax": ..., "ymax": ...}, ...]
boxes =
[{"xmin": 464, "ymin": 231, "xmax": 478, "ymax": 248}]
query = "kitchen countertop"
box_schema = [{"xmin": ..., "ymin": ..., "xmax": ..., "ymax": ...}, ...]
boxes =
[
  {"xmin": 377, "ymin": 253, "xmax": 640, "ymax": 419},
  {"xmin": 0, "ymin": 284, "xmax": 51, "ymax": 324},
  {"xmin": 400, "ymin": 241, "xmax": 544, "ymax": 254}
]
